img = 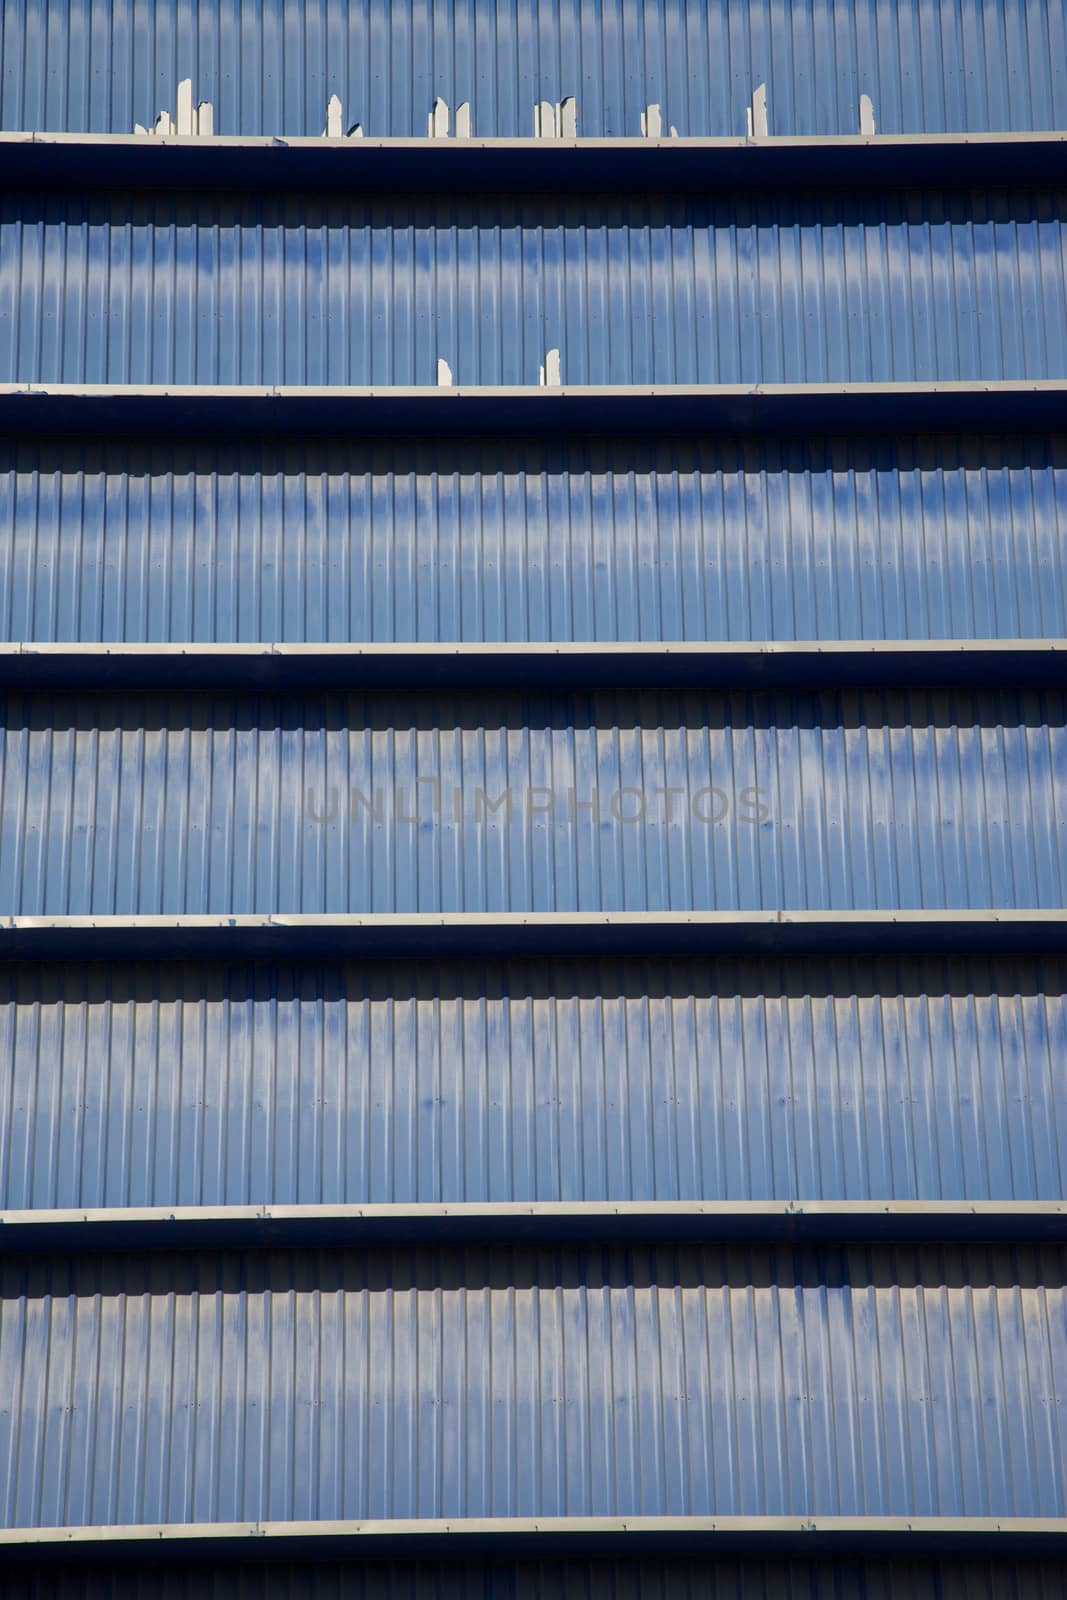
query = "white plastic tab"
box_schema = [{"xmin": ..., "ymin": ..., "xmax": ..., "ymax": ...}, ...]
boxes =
[
  {"xmin": 455, "ymin": 101, "xmax": 472, "ymax": 138},
  {"xmin": 748, "ymin": 83, "xmax": 768, "ymax": 138},
  {"xmin": 560, "ymin": 95, "xmax": 577, "ymax": 137},
  {"xmin": 153, "ymin": 109, "xmax": 173, "ymax": 135},
  {"xmin": 859, "ymin": 93, "xmax": 876, "ymax": 135},
  {"xmin": 176, "ymin": 78, "xmax": 193, "ymax": 135},
  {"xmin": 641, "ymin": 104, "xmax": 662, "ymax": 137},
  {"xmin": 324, "ymin": 94, "xmax": 343, "ymax": 137},
  {"xmin": 195, "ymin": 100, "xmax": 214, "ymax": 136},
  {"xmin": 437, "ymin": 358, "xmax": 453, "ymax": 386},
  {"xmin": 429, "ymin": 97, "xmax": 450, "ymax": 137},
  {"xmin": 539, "ymin": 348, "xmax": 562, "ymax": 386}
]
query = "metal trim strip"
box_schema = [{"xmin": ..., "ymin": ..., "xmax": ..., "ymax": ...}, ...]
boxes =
[
  {"xmin": 4, "ymin": 1515, "xmax": 1067, "ymax": 1565},
  {"xmin": 1, "ymin": 642, "xmax": 1064, "ymax": 692},
  {"xmin": 1, "ymin": 383, "xmax": 1063, "ymax": 438},
  {"xmin": 2, "ymin": 1201, "xmax": 1065, "ymax": 1251},
  {"xmin": 2, "ymin": 912, "xmax": 1065, "ymax": 961},
  {"xmin": 2, "ymin": 131, "xmax": 1066, "ymax": 194}
]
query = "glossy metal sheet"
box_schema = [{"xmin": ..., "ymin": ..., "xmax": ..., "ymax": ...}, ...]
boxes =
[
  {"xmin": 0, "ymin": 687, "xmax": 1065, "ymax": 915},
  {"xmin": 2, "ymin": 0, "xmax": 1066, "ymax": 137},
  {"xmin": 3, "ymin": 191, "xmax": 1067, "ymax": 386},
  {"xmin": 2, "ymin": 954, "xmax": 1066, "ymax": 1210},
  {"xmin": 3, "ymin": 435, "xmax": 1065, "ymax": 645},
  {"xmin": 1, "ymin": 1242, "xmax": 1066, "ymax": 1525}
]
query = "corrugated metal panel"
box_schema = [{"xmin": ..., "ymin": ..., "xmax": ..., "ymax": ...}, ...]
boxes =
[
  {"xmin": 1, "ymin": 688, "xmax": 1065, "ymax": 915},
  {"xmin": 2, "ymin": 0, "xmax": 1066, "ymax": 138},
  {"xmin": 3, "ymin": 954, "xmax": 1066, "ymax": 1211},
  {"xmin": 3, "ymin": 191, "xmax": 1067, "ymax": 387},
  {"xmin": 5, "ymin": 1554, "xmax": 1067, "ymax": 1600},
  {"xmin": 1, "ymin": 1242, "xmax": 1066, "ymax": 1524},
  {"xmin": 3, "ymin": 434, "xmax": 1066, "ymax": 645}
]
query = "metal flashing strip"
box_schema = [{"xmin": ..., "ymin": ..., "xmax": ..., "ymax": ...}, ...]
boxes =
[
  {"xmin": 3, "ymin": 1516, "xmax": 1067, "ymax": 1565},
  {"xmin": 2, "ymin": 131, "xmax": 1066, "ymax": 194},
  {"xmin": 0, "ymin": 382, "xmax": 1063, "ymax": 439},
  {"xmin": 2, "ymin": 1201, "xmax": 1065, "ymax": 1252},
  {"xmin": 1, "ymin": 642, "xmax": 1064, "ymax": 692},
  {"xmin": 1, "ymin": 913, "xmax": 1065, "ymax": 962}
]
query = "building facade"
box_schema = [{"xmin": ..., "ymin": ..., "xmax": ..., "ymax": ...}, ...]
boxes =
[{"xmin": 1, "ymin": 1, "xmax": 1066, "ymax": 1593}]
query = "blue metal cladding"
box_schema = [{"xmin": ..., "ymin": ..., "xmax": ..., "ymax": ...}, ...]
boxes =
[
  {"xmin": 3, "ymin": 955, "xmax": 1067, "ymax": 1209},
  {"xmin": 2, "ymin": 1243, "xmax": 1067, "ymax": 1525},
  {"xmin": 3, "ymin": 434, "xmax": 1067, "ymax": 645},
  {"xmin": 2, "ymin": 0, "xmax": 1067, "ymax": 137},
  {"xmin": 3, "ymin": 191, "xmax": 1067, "ymax": 386},
  {"xmin": 4, "ymin": 1559, "xmax": 1067, "ymax": 1600},
  {"xmin": 1, "ymin": 689, "xmax": 1066, "ymax": 915}
]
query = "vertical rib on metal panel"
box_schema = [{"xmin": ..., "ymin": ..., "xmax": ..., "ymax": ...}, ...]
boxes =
[
  {"xmin": 3, "ymin": 193, "xmax": 1067, "ymax": 386},
  {"xmin": 3, "ymin": 436, "xmax": 1065, "ymax": 645},
  {"xmin": 2, "ymin": 956, "xmax": 1066, "ymax": 1210},
  {"xmin": 0, "ymin": 1244, "xmax": 1065, "ymax": 1525},
  {"xmin": 2, "ymin": 0, "xmax": 1066, "ymax": 136},
  {"xmin": 0, "ymin": 690, "xmax": 1065, "ymax": 915}
]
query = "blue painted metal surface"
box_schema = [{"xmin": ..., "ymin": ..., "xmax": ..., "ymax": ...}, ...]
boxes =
[
  {"xmin": 1, "ymin": 688, "xmax": 1065, "ymax": 915},
  {"xmin": 2, "ymin": 954, "xmax": 1066, "ymax": 1210},
  {"xmin": 2, "ymin": 0, "xmax": 1066, "ymax": 137},
  {"xmin": 3, "ymin": 435, "xmax": 1066, "ymax": 645},
  {"xmin": 3, "ymin": 191, "xmax": 1067, "ymax": 386},
  {"xmin": 1, "ymin": 1242, "xmax": 1066, "ymax": 1525},
  {"xmin": 3, "ymin": 1554, "xmax": 1067, "ymax": 1597}
]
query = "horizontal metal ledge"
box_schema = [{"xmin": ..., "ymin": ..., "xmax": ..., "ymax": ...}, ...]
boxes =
[
  {"xmin": 3, "ymin": 130, "xmax": 1066, "ymax": 195},
  {"xmin": 1, "ymin": 641, "xmax": 1065, "ymax": 692},
  {"xmin": 1, "ymin": 912, "xmax": 1065, "ymax": 962},
  {"xmin": 3, "ymin": 1201, "xmax": 1065, "ymax": 1253},
  {"xmin": 0, "ymin": 382, "xmax": 1063, "ymax": 439},
  {"xmin": 4, "ymin": 1515, "xmax": 1067, "ymax": 1566}
]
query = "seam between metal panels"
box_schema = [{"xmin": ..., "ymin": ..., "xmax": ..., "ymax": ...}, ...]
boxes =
[
  {"xmin": 4, "ymin": 1516, "xmax": 1067, "ymax": 1563},
  {"xmin": 1, "ymin": 1201, "xmax": 1065, "ymax": 1250},
  {"xmin": 1, "ymin": 132, "xmax": 1066, "ymax": 195},
  {"xmin": 2, "ymin": 383, "xmax": 1064, "ymax": 439},
  {"xmin": 0, "ymin": 642, "xmax": 1063, "ymax": 692},
  {"xmin": 2, "ymin": 912, "xmax": 1066, "ymax": 961}
]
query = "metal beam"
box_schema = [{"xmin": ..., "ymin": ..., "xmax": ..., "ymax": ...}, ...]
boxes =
[
  {"xmin": 0, "ymin": 381, "xmax": 1063, "ymax": 439},
  {"xmin": 4, "ymin": 1516, "xmax": 1067, "ymax": 1566},
  {"xmin": 1, "ymin": 641, "xmax": 1064, "ymax": 693},
  {"xmin": 2, "ymin": 912, "xmax": 1065, "ymax": 962},
  {"xmin": 2, "ymin": 1200, "xmax": 1065, "ymax": 1253},
  {"xmin": 2, "ymin": 130, "xmax": 1066, "ymax": 194}
]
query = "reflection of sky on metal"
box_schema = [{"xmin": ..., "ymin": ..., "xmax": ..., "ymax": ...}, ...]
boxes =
[
  {"xmin": 2, "ymin": 0, "xmax": 1066, "ymax": 137},
  {"xmin": 2, "ymin": 438, "xmax": 1063, "ymax": 644},
  {"xmin": 3, "ymin": 954, "xmax": 1064, "ymax": 1208},
  {"xmin": 0, "ymin": 689, "xmax": 1064, "ymax": 914},
  {"xmin": 2, "ymin": 1245, "xmax": 1065, "ymax": 1523},
  {"xmin": 2, "ymin": 195, "xmax": 1065, "ymax": 385}
]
